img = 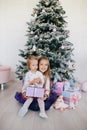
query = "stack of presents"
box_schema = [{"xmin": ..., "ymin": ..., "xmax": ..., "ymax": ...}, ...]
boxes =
[{"xmin": 51, "ymin": 79, "xmax": 81, "ymax": 109}]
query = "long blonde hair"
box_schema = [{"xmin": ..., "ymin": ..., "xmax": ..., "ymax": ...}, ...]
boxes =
[{"xmin": 38, "ymin": 56, "xmax": 50, "ymax": 78}]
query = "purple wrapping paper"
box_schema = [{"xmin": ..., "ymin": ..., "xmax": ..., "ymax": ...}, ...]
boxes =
[{"xmin": 26, "ymin": 87, "xmax": 44, "ymax": 98}]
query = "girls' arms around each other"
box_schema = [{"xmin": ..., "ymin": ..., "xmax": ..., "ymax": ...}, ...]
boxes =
[
  {"xmin": 15, "ymin": 56, "xmax": 58, "ymax": 112},
  {"xmin": 22, "ymin": 71, "xmax": 44, "ymax": 96}
]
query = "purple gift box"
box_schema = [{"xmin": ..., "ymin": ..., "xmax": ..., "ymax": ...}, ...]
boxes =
[
  {"xmin": 26, "ymin": 86, "xmax": 44, "ymax": 98},
  {"xmin": 53, "ymin": 82, "xmax": 64, "ymax": 95}
]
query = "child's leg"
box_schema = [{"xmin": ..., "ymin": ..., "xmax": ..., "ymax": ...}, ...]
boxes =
[
  {"xmin": 18, "ymin": 98, "xmax": 33, "ymax": 117},
  {"xmin": 45, "ymin": 92, "xmax": 58, "ymax": 110},
  {"xmin": 37, "ymin": 98, "xmax": 48, "ymax": 118},
  {"xmin": 29, "ymin": 98, "xmax": 40, "ymax": 111}
]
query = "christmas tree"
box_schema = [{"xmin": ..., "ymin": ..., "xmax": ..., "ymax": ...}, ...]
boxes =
[{"xmin": 16, "ymin": 0, "xmax": 75, "ymax": 82}]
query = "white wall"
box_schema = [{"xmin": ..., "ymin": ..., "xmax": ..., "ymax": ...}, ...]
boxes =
[
  {"xmin": 62, "ymin": 0, "xmax": 87, "ymax": 82},
  {"xmin": 0, "ymin": 0, "xmax": 87, "ymax": 82}
]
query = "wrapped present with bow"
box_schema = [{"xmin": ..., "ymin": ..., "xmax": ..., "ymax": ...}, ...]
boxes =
[
  {"xmin": 51, "ymin": 82, "xmax": 64, "ymax": 95},
  {"xmin": 26, "ymin": 86, "xmax": 44, "ymax": 98},
  {"xmin": 62, "ymin": 90, "xmax": 80, "ymax": 105},
  {"xmin": 63, "ymin": 81, "xmax": 70, "ymax": 91}
]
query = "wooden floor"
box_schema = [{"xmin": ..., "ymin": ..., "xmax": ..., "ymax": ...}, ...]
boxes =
[{"xmin": 0, "ymin": 80, "xmax": 87, "ymax": 130}]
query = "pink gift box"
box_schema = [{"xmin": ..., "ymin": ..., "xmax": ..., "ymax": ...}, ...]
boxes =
[
  {"xmin": 63, "ymin": 97, "xmax": 74, "ymax": 105},
  {"xmin": 63, "ymin": 97, "xmax": 73, "ymax": 102},
  {"xmin": 0, "ymin": 66, "xmax": 11, "ymax": 83},
  {"xmin": 26, "ymin": 86, "xmax": 44, "ymax": 98},
  {"xmin": 63, "ymin": 95, "xmax": 79, "ymax": 105}
]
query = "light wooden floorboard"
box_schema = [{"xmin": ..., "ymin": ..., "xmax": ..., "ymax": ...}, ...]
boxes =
[{"xmin": 0, "ymin": 80, "xmax": 87, "ymax": 130}]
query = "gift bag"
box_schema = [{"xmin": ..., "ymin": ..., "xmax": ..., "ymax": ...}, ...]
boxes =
[{"xmin": 51, "ymin": 82, "xmax": 64, "ymax": 95}]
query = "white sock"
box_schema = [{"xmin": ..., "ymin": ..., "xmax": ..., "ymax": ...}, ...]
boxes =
[
  {"xmin": 18, "ymin": 106, "xmax": 28, "ymax": 117},
  {"xmin": 18, "ymin": 98, "xmax": 33, "ymax": 117},
  {"xmin": 37, "ymin": 98, "xmax": 48, "ymax": 119},
  {"xmin": 39, "ymin": 112, "xmax": 48, "ymax": 119}
]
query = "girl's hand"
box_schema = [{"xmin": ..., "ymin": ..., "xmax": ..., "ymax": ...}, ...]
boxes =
[
  {"xmin": 34, "ymin": 78, "xmax": 42, "ymax": 84},
  {"xmin": 29, "ymin": 79, "xmax": 36, "ymax": 85},
  {"xmin": 22, "ymin": 92, "xmax": 28, "ymax": 99},
  {"xmin": 43, "ymin": 94, "xmax": 48, "ymax": 100},
  {"xmin": 28, "ymin": 78, "xmax": 42, "ymax": 85}
]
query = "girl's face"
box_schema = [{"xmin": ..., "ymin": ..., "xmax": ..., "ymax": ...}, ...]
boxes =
[
  {"xmin": 39, "ymin": 59, "xmax": 49, "ymax": 73},
  {"xmin": 30, "ymin": 59, "xmax": 38, "ymax": 73}
]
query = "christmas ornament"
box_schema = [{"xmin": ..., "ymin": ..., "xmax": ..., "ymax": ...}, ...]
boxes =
[
  {"xmin": 39, "ymin": 38, "xmax": 42, "ymax": 41},
  {"xmin": 34, "ymin": 14, "xmax": 37, "ymax": 18},
  {"xmin": 61, "ymin": 46, "xmax": 65, "ymax": 49},
  {"xmin": 42, "ymin": 9, "xmax": 45, "ymax": 13},
  {"xmin": 32, "ymin": 45, "xmax": 36, "ymax": 51},
  {"xmin": 46, "ymin": 2, "xmax": 49, "ymax": 6},
  {"xmin": 28, "ymin": 45, "xmax": 32, "ymax": 49},
  {"xmin": 35, "ymin": 35, "xmax": 38, "ymax": 39},
  {"xmin": 33, "ymin": 10, "xmax": 36, "ymax": 14},
  {"xmin": 72, "ymin": 64, "xmax": 75, "ymax": 68},
  {"xmin": 31, "ymin": 21, "xmax": 34, "ymax": 24},
  {"xmin": 57, "ymin": 1, "xmax": 61, "ymax": 6},
  {"xmin": 53, "ymin": 28, "xmax": 56, "ymax": 32},
  {"xmin": 30, "ymin": 31, "xmax": 34, "ymax": 34}
]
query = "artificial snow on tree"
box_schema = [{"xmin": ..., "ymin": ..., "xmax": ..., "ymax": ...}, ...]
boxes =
[{"xmin": 16, "ymin": 0, "xmax": 75, "ymax": 82}]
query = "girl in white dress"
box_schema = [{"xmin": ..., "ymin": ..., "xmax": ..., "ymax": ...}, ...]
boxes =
[{"xmin": 18, "ymin": 55, "xmax": 48, "ymax": 118}]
